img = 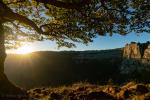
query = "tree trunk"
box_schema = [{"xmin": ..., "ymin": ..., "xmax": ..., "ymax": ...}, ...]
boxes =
[
  {"xmin": 0, "ymin": 22, "xmax": 27, "ymax": 99},
  {"xmin": 0, "ymin": 22, "xmax": 6, "ymax": 74}
]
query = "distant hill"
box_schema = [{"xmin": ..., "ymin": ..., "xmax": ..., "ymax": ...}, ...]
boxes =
[{"xmin": 4, "ymin": 49, "xmax": 122, "ymax": 89}]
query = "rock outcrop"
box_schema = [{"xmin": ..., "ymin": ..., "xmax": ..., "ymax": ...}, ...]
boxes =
[
  {"xmin": 120, "ymin": 42, "xmax": 150, "ymax": 74},
  {"xmin": 143, "ymin": 44, "xmax": 150, "ymax": 59},
  {"xmin": 123, "ymin": 42, "xmax": 141, "ymax": 59}
]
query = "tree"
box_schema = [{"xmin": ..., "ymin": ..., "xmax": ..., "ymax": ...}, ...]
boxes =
[{"xmin": 0, "ymin": 0, "xmax": 149, "ymax": 94}]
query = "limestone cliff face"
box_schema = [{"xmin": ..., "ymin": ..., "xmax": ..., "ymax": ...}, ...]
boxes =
[
  {"xmin": 123, "ymin": 43, "xmax": 141, "ymax": 59},
  {"xmin": 143, "ymin": 44, "xmax": 150, "ymax": 59},
  {"xmin": 120, "ymin": 42, "xmax": 150, "ymax": 74}
]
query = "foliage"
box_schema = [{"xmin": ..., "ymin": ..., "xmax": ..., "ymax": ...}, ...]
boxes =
[{"xmin": 1, "ymin": 0, "xmax": 150, "ymax": 48}]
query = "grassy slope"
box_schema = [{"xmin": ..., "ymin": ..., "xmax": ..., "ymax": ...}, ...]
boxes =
[{"xmin": 28, "ymin": 82, "xmax": 150, "ymax": 100}]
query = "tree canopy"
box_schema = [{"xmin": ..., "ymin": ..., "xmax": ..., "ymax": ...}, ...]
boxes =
[{"xmin": 1, "ymin": 0, "xmax": 150, "ymax": 48}]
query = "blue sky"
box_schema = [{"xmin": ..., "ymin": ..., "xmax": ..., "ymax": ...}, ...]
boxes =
[{"xmin": 7, "ymin": 32, "xmax": 150, "ymax": 53}]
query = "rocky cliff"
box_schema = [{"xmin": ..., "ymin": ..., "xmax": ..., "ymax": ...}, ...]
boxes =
[
  {"xmin": 123, "ymin": 42, "xmax": 150, "ymax": 59},
  {"xmin": 120, "ymin": 42, "xmax": 150, "ymax": 74}
]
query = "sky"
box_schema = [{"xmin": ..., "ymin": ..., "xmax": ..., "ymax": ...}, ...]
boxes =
[{"xmin": 7, "ymin": 32, "xmax": 150, "ymax": 53}]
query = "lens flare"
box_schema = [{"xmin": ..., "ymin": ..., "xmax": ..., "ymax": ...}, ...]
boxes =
[{"xmin": 16, "ymin": 45, "xmax": 33, "ymax": 54}]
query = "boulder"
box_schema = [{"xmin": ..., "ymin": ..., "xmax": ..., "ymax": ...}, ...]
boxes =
[
  {"xmin": 50, "ymin": 93, "xmax": 62, "ymax": 100},
  {"xmin": 136, "ymin": 84, "xmax": 149, "ymax": 94},
  {"xmin": 87, "ymin": 91, "xmax": 115, "ymax": 100}
]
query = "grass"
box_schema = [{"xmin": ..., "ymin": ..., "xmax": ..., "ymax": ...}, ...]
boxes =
[{"xmin": 27, "ymin": 81, "xmax": 150, "ymax": 100}]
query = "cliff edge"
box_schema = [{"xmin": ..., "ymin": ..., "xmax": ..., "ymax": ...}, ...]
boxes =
[{"xmin": 120, "ymin": 42, "xmax": 150, "ymax": 74}]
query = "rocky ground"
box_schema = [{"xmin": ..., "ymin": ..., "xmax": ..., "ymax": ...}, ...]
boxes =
[
  {"xmin": 26, "ymin": 82, "xmax": 150, "ymax": 100},
  {"xmin": 1, "ymin": 82, "xmax": 150, "ymax": 100}
]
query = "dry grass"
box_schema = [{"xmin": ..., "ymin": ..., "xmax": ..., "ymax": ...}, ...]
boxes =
[{"xmin": 27, "ymin": 82, "xmax": 150, "ymax": 100}]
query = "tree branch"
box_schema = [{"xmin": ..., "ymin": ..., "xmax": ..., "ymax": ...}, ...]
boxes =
[
  {"xmin": 6, "ymin": 0, "xmax": 26, "ymax": 5},
  {"xmin": 11, "ymin": 13, "xmax": 43, "ymax": 34},
  {"xmin": 36, "ymin": 0, "xmax": 91, "ymax": 9},
  {"xmin": 0, "ymin": 1, "xmax": 43, "ymax": 34}
]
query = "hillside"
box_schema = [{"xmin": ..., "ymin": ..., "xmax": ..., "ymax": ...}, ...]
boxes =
[{"xmin": 5, "ymin": 49, "xmax": 122, "ymax": 89}]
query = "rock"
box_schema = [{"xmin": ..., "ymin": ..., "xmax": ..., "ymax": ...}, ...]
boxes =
[
  {"xmin": 103, "ymin": 86, "xmax": 119, "ymax": 95},
  {"xmin": 117, "ymin": 89, "xmax": 130, "ymax": 99},
  {"xmin": 123, "ymin": 43, "xmax": 141, "ymax": 59},
  {"xmin": 33, "ymin": 88, "xmax": 41, "ymax": 94},
  {"xmin": 42, "ymin": 90, "xmax": 49, "ymax": 96},
  {"xmin": 34, "ymin": 94, "xmax": 40, "ymax": 99},
  {"xmin": 87, "ymin": 91, "xmax": 115, "ymax": 100},
  {"xmin": 122, "ymin": 82, "xmax": 136, "ymax": 89},
  {"xmin": 143, "ymin": 44, "xmax": 150, "ymax": 59},
  {"xmin": 136, "ymin": 84, "xmax": 149, "ymax": 94},
  {"xmin": 130, "ymin": 95, "xmax": 145, "ymax": 100},
  {"xmin": 123, "ymin": 42, "xmax": 150, "ymax": 59},
  {"xmin": 76, "ymin": 87, "xmax": 87, "ymax": 91},
  {"xmin": 121, "ymin": 42, "xmax": 150, "ymax": 74},
  {"xmin": 50, "ymin": 93, "xmax": 62, "ymax": 100}
]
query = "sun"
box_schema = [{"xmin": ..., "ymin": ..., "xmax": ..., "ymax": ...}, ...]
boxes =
[{"xmin": 16, "ymin": 45, "xmax": 33, "ymax": 54}]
